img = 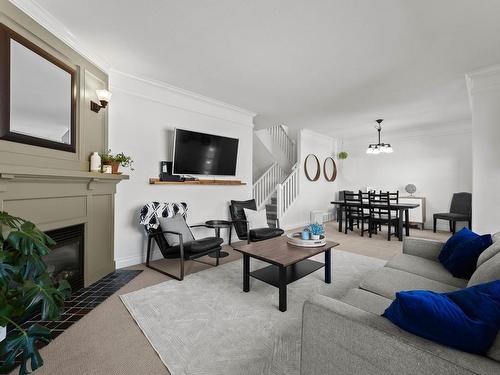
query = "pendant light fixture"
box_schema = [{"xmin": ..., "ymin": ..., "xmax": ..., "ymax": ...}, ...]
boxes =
[{"xmin": 366, "ymin": 119, "xmax": 393, "ymax": 154}]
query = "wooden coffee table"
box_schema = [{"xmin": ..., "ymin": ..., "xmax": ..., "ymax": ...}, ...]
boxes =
[{"xmin": 232, "ymin": 236, "xmax": 339, "ymax": 312}]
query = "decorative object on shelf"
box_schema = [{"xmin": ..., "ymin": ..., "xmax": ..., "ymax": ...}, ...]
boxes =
[
  {"xmin": 0, "ymin": 211, "xmax": 71, "ymax": 375},
  {"xmin": 301, "ymin": 228, "xmax": 310, "ymax": 240},
  {"xmin": 309, "ymin": 223, "xmax": 325, "ymax": 240},
  {"xmin": 287, "ymin": 232, "xmax": 327, "ymax": 247},
  {"xmin": 338, "ymin": 151, "xmax": 348, "ymax": 160},
  {"xmin": 323, "ymin": 157, "xmax": 337, "ymax": 182},
  {"xmin": 102, "ymin": 165, "xmax": 112, "ymax": 174},
  {"xmin": 304, "ymin": 154, "xmax": 320, "ymax": 181},
  {"xmin": 100, "ymin": 149, "xmax": 134, "ymax": 174},
  {"xmin": 90, "ymin": 89, "xmax": 112, "ymax": 113},
  {"xmin": 90, "ymin": 151, "xmax": 101, "ymax": 172},
  {"xmin": 405, "ymin": 184, "xmax": 417, "ymax": 196},
  {"xmin": 366, "ymin": 119, "xmax": 393, "ymax": 154}
]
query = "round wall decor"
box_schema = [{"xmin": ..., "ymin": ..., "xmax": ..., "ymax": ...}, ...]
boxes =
[
  {"xmin": 323, "ymin": 157, "xmax": 337, "ymax": 182},
  {"xmin": 304, "ymin": 154, "xmax": 320, "ymax": 181}
]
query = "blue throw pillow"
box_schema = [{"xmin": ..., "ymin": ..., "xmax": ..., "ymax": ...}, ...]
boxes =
[
  {"xmin": 441, "ymin": 234, "xmax": 492, "ymax": 278},
  {"xmin": 439, "ymin": 227, "xmax": 478, "ymax": 263},
  {"xmin": 382, "ymin": 281, "xmax": 500, "ymax": 354}
]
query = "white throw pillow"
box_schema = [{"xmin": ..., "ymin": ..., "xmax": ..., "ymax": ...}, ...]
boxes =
[{"xmin": 243, "ymin": 208, "xmax": 269, "ymax": 229}]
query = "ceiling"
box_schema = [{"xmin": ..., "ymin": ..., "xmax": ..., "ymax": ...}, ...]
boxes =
[{"xmin": 23, "ymin": 0, "xmax": 500, "ymax": 137}]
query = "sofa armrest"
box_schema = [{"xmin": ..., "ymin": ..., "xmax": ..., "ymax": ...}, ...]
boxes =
[
  {"xmin": 300, "ymin": 294, "xmax": 499, "ymax": 375},
  {"xmin": 402, "ymin": 237, "xmax": 445, "ymax": 261}
]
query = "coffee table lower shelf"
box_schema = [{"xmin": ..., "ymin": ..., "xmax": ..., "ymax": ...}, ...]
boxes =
[{"xmin": 250, "ymin": 259, "xmax": 324, "ymax": 288}]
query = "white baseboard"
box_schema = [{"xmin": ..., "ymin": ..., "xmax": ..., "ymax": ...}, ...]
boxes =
[{"xmin": 115, "ymin": 254, "xmax": 144, "ymax": 269}]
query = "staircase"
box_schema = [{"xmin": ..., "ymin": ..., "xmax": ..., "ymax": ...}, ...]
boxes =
[{"xmin": 253, "ymin": 125, "xmax": 299, "ymax": 226}]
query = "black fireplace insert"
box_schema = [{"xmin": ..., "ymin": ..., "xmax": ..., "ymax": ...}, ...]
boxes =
[{"xmin": 43, "ymin": 224, "xmax": 84, "ymax": 292}]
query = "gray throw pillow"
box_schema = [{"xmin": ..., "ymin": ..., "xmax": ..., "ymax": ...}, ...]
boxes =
[
  {"xmin": 468, "ymin": 252, "xmax": 500, "ymax": 287},
  {"xmin": 158, "ymin": 214, "xmax": 194, "ymax": 246}
]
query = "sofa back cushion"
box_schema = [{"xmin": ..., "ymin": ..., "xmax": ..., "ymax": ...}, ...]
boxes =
[
  {"xmin": 469, "ymin": 252, "xmax": 500, "ymax": 287},
  {"xmin": 478, "ymin": 241, "xmax": 500, "ymax": 268}
]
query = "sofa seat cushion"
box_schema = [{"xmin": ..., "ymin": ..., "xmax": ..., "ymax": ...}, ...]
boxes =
[
  {"xmin": 340, "ymin": 288, "xmax": 392, "ymax": 315},
  {"xmin": 249, "ymin": 227, "xmax": 284, "ymax": 241},
  {"xmin": 359, "ymin": 267, "xmax": 459, "ymax": 300},
  {"xmin": 386, "ymin": 254, "xmax": 468, "ymax": 288},
  {"xmin": 169, "ymin": 237, "xmax": 223, "ymax": 257}
]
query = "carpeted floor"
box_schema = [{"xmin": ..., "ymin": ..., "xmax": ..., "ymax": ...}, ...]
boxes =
[
  {"xmin": 121, "ymin": 250, "xmax": 385, "ymax": 375},
  {"xmin": 16, "ymin": 224, "xmax": 450, "ymax": 375}
]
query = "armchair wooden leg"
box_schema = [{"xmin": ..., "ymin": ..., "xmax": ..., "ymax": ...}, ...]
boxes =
[
  {"xmin": 433, "ymin": 217, "xmax": 437, "ymax": 233},
  {"xmin": 452, "ymin": 221, "xmax": 456, "ymax": 235},
  {"xmin": 468, "ymin": 219, "xmax": 472, "ymax": 230},
  {"xmin": 449, "ymin": 221, "xmax": 453, "ymax": 233}
]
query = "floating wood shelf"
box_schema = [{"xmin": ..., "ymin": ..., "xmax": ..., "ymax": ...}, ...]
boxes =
[{"xmin": 149, "ymin": 178, "xmax": 246, "ymax": 186}]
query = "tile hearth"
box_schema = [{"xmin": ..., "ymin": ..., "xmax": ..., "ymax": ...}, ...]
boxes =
[{"xmin": 1, "ymin": 269, "xmax": 142, "ymax": 368}]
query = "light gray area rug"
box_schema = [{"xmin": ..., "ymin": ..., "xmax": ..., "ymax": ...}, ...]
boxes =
[{"xmin": 121, "ymin": 250, "xmax": 385, "ymax": 375}]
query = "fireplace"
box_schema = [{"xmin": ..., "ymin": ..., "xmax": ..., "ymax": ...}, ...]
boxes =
[{"xmin": 43, "ymin": 224, "xmax": 84, "ymax": 292}]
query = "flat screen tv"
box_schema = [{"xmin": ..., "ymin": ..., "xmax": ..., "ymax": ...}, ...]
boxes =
[{"xmin": 173, "ymin": 128, "xmax": 239, "ymax": 176}]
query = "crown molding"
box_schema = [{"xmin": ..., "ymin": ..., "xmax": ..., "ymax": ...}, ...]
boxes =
[
  {"xmin": 110, "ymin": 69, "xmax": 257, "ymax": 119},
  {"xmin": 466, "ymin": 64, "xmax": 500, "ymax": 96},
  {"xmin": 9, "ymin": 0, "xmax": 109, "ymax": 72}
]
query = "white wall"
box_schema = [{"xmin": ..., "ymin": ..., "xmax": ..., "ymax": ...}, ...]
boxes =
[
  {"xmin": 338, "ymin": 128, "xmax": 472, "ymax": 230},
  {"xmin": 467, "ymin": 65, "xmax": 500, "ymax": 234},
  {"xmin": 109, "ymin": 71, "xmax": 255, "ymax": 268},
  {"xmin": 281, "ymin": 129, "xmax": 338, "ymax": 229}
]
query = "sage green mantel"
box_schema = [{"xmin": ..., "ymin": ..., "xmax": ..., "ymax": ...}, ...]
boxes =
[{"xmin": 0, "ymin": 3, "xmax": 127, "ymax": 286}]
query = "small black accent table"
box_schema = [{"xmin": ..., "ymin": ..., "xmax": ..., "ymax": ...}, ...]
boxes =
[
  {"xmin": 232, "ymin": 236, "xmax": 339, "ymax": 312},
  {"xmin": 205, "ymin": 220, "xmax": 232, "ymax": 258}
]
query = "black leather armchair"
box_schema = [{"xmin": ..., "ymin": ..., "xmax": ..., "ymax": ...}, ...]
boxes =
[
  {"xmin": 140, "ymin": 202, "xmax": 223, "ymax": 280},
  {"xmin": 229, "ymin": 199, "xmax": 284, "ymax": 244}
]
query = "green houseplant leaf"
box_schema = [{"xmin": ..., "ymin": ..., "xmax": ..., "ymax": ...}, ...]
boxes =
[
  {"xmin": 0, "ymin": 211, "xmax": 71, "ymax": 375},
  {"xmin": 0, "ymin": 324, "xmax": 51, "ymax": 374}
]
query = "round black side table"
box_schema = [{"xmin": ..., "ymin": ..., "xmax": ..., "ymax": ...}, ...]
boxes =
[{"xmin": 205, "ymin": 220, "xmax": 232, "ymax": 258}]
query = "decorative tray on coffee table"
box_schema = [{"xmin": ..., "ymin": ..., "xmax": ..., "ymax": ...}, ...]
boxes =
[{"xmin": 286, "ymin": 233, "xmax": 327, "ymax": 247}]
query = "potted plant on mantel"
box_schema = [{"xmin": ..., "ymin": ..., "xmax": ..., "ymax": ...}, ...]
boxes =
[
  {"xmin": 0, "ymin": 212, "xmax": 71, "ymax": 375},
  {"xmin": 100, "ymin": 150, "xmax": 134, "ymax": 174}
]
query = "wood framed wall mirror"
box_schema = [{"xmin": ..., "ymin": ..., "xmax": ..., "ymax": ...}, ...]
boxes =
[
  {"xmin": 304, "ymin": 154, "xmax": 320, "ymax": 181},
  {"xmin": 0, "ymin": 24, "xmax": 77, "ymax": 152},
  {"xmin": 323, "ymin": 156, "xmax": 337, "ymax": 182}
]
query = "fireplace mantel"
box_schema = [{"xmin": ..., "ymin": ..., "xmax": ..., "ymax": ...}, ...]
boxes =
[{"xmin": 0, "ymin": 165, "xmax": 127, "ymax": 286}]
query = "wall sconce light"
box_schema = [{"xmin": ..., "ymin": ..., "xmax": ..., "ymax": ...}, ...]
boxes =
[{"xmin": 90, "ymin": 89, "xmax": 112, "ymax": 113}]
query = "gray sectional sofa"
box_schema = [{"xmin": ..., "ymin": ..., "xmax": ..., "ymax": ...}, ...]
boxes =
[{"xmin": 301, "ymin": 235, "xmax": 500, "ymax": 375}]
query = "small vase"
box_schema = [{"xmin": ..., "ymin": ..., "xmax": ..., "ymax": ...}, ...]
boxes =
[
  {"xmin": 311, "ymin": 234, "xmax": 320, "ymax": 240},
  {"xmin": 0, "ymin": 325, "xmax": 6, "ymax": 342},
  {"xmin": 90, "ymin": 152, "xmax": 101, "ymax": 172}
]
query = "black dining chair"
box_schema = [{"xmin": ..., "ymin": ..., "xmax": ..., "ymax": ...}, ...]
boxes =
[
  {"xmin": 337, "ymin": 190, "xmax": 354, "ymax": 223},
  {"xmin": 344, "ymin": 192, "xmax": 370, "ymax": 236},
  {"xmin": 433, "ymin": 192, "xmax": 472, "ymax": 234},
  {"xmin": 368, "ymin": 191, "xmax": 400, "ymax": 241}
]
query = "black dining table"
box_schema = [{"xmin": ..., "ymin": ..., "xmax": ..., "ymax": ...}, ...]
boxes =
[{"xmin": 330, "ymin": 200, "xmax": 420, "ymax": 241}]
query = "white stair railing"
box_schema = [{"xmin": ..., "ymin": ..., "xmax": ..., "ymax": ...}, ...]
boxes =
[
  {"xmin": 276, "ymin": 163, "xmax": 299, "ymax": 220},
  {"xmin": 268, "ymin": 125, "xmax": 296, "ymax": 165},
  {"xmin": 253, "ymin": 162, "xmax": 287, "ymax": 209}
]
